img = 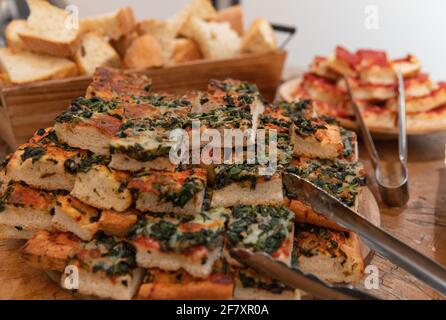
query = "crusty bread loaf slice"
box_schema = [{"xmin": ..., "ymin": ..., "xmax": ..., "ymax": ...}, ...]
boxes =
[
  {"xmin": 241, "ymin": 18, "xmax": 277, "ymax": 54},
  {"xmin": 136, "ymin": 19, "xmax": 175, "ymax": 63},
  {"xmin": 123, "ymin": 34, "xmax": 164, "ymax": 69},
  {"xmin": 294, "ymin": 223, "xmax": 364, "ymax": 284},
  {"xmin": 98, "ymin": 209, "xmax": 138, "ymax": 237},
  {"xmin": 52, "ymin": 195, "xmax": 101, "ymax": 241},
  {"xmin": 71, "ymin": 165, "xmax": 131, "ymax": 212},
  {"xmin": 75, "ymin": 32, "xmax": 121, "ymax": 75},
  {"xmin": 80, "ymin": 7, "xmax": 136, "ymax": 41},
  {"xmin": 0, "ymin": 48, "xmax": 78, "ymax": 85},
  {"xmin": 0, "ymin": 224, "xmax": 35, "ymax": 240},
  {"xmin": 5, "ymin": 20, "xmax": 28, "ymax": 52},
  {"xmin": 171, "ymin": 38, "xmax": 203, "ymax": 64},
  {"xmin": 21, "ymin": 230, "xmax": 81, "ymax": 272},
  {"xmin": 111, "ymin": 32, "xmax": 138, "ymax": 57},
  {"xmin": 183, "ymin": 17, "xmax": 241, "ymax": 60},
  {"xmin": 18, "ymin": 0, "xmax": 81, "ymax": 57},
  {"xmin": 0, "ymin": 72, "xmax": 10, "ymax": 87},
  {"xmin": 213, "ymin": 5, "xmax": 243, "ymax": 36},
  {"xmin": 169, "ymin": 0, "xmax": 217, "ymax": 36}
]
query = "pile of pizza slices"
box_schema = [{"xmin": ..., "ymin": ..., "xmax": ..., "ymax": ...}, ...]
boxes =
[
  {"xmin": 0, "ymin": 68, "xmax": 366, "ymax": 300},
  {"xmin": 290, "ymin": 46, "xmax": 446, "ymax": 132}
]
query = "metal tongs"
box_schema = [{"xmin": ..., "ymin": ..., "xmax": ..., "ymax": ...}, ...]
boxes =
[
  {"xmin": 230, "ymin": 75, "xmax": 446, "ymax": 298},
  {"xmin": 344, "ymin": 73, "xmax": 409, "ymax": 207},
  {"xmin": 231, "ymin": 249, "xmax": 378, "ymax": 300}
]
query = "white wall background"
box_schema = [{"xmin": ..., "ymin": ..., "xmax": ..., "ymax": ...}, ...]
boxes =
[{"xmin": 70, "ymin": 0, "xmax": 446, "ymax": 80}]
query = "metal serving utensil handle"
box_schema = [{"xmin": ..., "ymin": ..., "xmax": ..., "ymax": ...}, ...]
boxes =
[
  {"xmin": 343, "ymin": 76, "xmax": 380, "ymax": 169},
  {"xmin": 283, "ymin": 173, "xmax": 446, "ymax": 296},
  {"xmin": 230, "ymin": 249, "xmax": 379, "ymax": 300}
]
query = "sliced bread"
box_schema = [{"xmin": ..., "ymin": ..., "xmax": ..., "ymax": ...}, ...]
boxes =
[
  {"xmin": 169, "ymin": 0, "xmax": 217, "ymax": 36},
  {"xmin": 171, "ymin": 38, "xmax": 203, "ymax": 64},
  {"xmin": 183, "ymin": 17, "xmax": 241, "ymax": 60},
  {"xmin": 0, "ymin": 48, "xmax": 78, "ymax": 85},
  {"xmin": 80, "ymin": 7, "xmax": 136, "ymax": 41},
  {"xmin": 5, "ymin": 19, "xmax": 28, "ymax": 52},
  {"xmin": 241, "ymin": 18, "xmax": 277, "ymax": 54},
  {"xmin": 18, "ymin": 0, "xmax": 81, "ymax": 57},
  {"xmin": 213, "ymin": 5, "xmax": 244, "ymax": 36},
  {"xmin": 136, "ymin": 19, "xmax": 175, "ymax": 63},
  {"xmin": 75, "ymin": 32, "xmax": 121, "ymax": 75},
  {"xmin": 123, "ymin": 34, "xmax": 164, "ymax": 69}
]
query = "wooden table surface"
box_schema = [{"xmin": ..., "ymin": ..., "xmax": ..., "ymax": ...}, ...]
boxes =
[{"xmin": 0, "ymin": 133, "xmax": 445, "ymax": 300}]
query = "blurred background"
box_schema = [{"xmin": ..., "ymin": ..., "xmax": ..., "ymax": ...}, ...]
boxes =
[{"xmin": 0, "ymin": 0, "xmax": 445, "ymax": 79}]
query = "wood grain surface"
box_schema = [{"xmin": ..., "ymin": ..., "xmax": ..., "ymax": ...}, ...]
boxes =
[{"xmin": 1, "ymin": 104, "xmax": 446, "ymax": 300}]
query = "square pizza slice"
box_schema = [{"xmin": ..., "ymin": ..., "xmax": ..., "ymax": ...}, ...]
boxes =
[
  {"xmin": 71, "ymin": 163, "xmax": 132, "ymax": 212},
  {"xmin": 6, "ymin": 128, "xmax": 86, "ymax": 191},
  {"xmin": 128, "ymin": 207, "xmax": 229, "ymax": 278},
  {"xmin": 0, "ymin": 181, "xmax": 54, "ymax": 237},
  {"xmin": 290, "ymin": 116, "xmax": 344, "ymax": 160},
  {"xmin": 233, "ymin": 267, "xmax": 301, "ymax": 300},
  {"xmin": 386, "ymin": 82, "xmax": 446, "ymax": 113},
  {"xmin": 326, "ymin": 46, "xmax": 359, "ymax": 78},
  {"xmin": 309, "ymin": 56, "xmax": 340, "ymax": 81},
  {"xmin": 86, "ymin": 67, "xmax": 152, "ymax": 102},
  {"xmin": 286, "ymin": 158, "xmax": 366, "ymax": 230},
  {"xmin": 356, "ymin": 49, "xmax": 396, "ymax": 85},
  {"xmin": 52, "ymin": 194, "xmax": 101, "ymax": 241},
  {"xmin": 54, "ymin": 97, "xmax": 123, "ymax": 155},
  {"xmin": 293, "ymin": 223, "xmax": 364, "ymax": 284},
  {"xmin": 302, "ymin": 73, "xmax": 346, "ymax": 106},
  {"xmin": 210, "ymin": 164, "xmax": 283, "ymax": 208},
  {"xmin": 391, "ymin": 54, "xmax": 421, "ymax": 78},
  {"xmin": 61, "ymin": 232, "xmax": 144, "ymax": 300},
  {"xmin": 225, "ymin": 205, "xmax": 295, "ymax": 267},
  {"xmin": 108, "ymin": 115, "xmax": 187, "ymax": 172},
  {"xmin": 21, "ymin": 230, "xmax": 82, "ymax": 272},
  {"xmin": 137, "ymin": 260, "xmax": 233, "ymax": 300},
  {"xmin": 128, "ymin": 167, "xmax": 207, "ymax": 215}
]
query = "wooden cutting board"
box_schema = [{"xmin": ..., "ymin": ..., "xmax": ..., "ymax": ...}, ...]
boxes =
[{"xmin": 0, "ymin": 188, "xmax": 380, "ymax": 300}]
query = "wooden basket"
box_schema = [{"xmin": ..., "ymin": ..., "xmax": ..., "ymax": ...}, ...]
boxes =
[{"xmin": 0, "ymin": 50, "xmax": 287, "ymax": 149}]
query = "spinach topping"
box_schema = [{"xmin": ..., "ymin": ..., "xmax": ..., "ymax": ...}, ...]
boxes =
[
  {"xmin": 214, "ymin": 164, "xmax": 265, "ymax": 190},
  {"xmin": 87, "ymin": 232, "xmax": 138, "ymax": 277},
  {"xmin": 55, "ymin": 97, "xmax": 118, "ymax": 123},
  {"xmin": 0, "ymin": 183, "xmax": 13, "ymax": 213},
  {"xmin": 21, "ymin": 146, "xmax": 46, "ymax": 163},
  {"xmin": 210, "ymin": 79, "xmax": 259, "ymax": 95},
  {"xmin": 293, "ymin": 117, "xmax": 327, "ymax": 137},
  {"xmin": 63, "ymin": 153, "xmax": 109, "ymax": 175},
  {"xmin": 287, "ymin": 159, "xmax": 366, "ymax": 207},
  {"xmin": 191, "ymin": 105, "xmax": 252, "ymax": 129},
  {"xmin": 238, "ymin": 271, "xmax": 288, "ymax": 294},
  {"xmin": 128, "ymin": 214, "xmax": 223, "ymax": 253},
  {"xmin": 110, "ymin": 143, "xmax": 171, "ymax": 162},
  {"xmin": 227, "ymin": 205, "xmax": 293, "ymax": 255},
  {"xmin": 158, "ymin": 177, "xmax": 204, "ymax": 208}
]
